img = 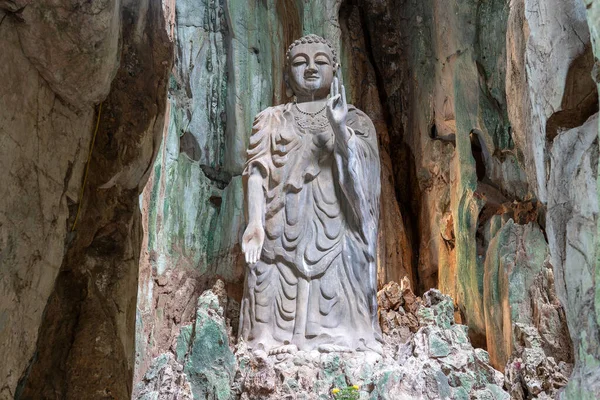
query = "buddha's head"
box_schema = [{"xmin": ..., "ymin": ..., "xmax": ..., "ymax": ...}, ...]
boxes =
[{"xmin": 285, "ymin": 34, "xmax": 339, "ymax": 100}]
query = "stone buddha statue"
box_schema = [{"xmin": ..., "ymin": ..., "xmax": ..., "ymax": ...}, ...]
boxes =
[{"xmin": 239, "ymin": 34, "xmax": 382, "ymax": 355}]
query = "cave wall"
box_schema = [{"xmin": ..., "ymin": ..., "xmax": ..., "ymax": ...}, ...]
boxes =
[
  {"xmin": 558, "ymin": 0, "xmax": 600, "ymax": 396},
  {"xmin": 135, "ymin": 0, "xmax": 599, "ymax": 397},
  {"xmin": 0, "ymin": 1, "xmax": 119, "ymax": 396},
  {"xmin": 1, "ymin": 0, "xmax": 598, "ymax": 397},
  {"xmin": 0, "ymin": 0, "xmax": 173, "ymax": 398},
  {"xmin": 359, "ymin": 0, "xmax": 597, "ymax": 394}
]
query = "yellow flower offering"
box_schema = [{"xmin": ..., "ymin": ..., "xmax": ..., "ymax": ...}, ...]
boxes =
[
  {"xmin": 332, "ymin": 388, "xmax": 340, "ymax": 394},
  {"xmin": 352, "ymin": 385, "xmax": 360, "ymax": 390}
]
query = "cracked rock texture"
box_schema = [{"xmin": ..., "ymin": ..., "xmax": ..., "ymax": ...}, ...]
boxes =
[{"xmin": 504, "ymin": 323, "xmax": 573, "ymax": 399}]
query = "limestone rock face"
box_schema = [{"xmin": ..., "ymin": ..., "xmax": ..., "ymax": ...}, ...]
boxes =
[
  {"xmin": 135, "ymin": 353, "xmax": 194, "ymax": 400},
  {"xmin": 547, "ymin": 114, "xmax": 600, "ymax": 397},
  {"xmin": 0, "ymin": 1, "xmax": 119, "ymax": 396},
  {"xmin": 357, "ymin": 0, "xmax": 526, "ymax": 344},
  {"xmin": 507, "ymin": 1, "xmax": 600, "ymax": 396},
  {"xmin": 483, "ymin": 221, "xmax": 572, "ymax": 370},
  {"xmin": 0, "ymin": 21, "xmax": 94, "ymax": 396},
  {"xmin": 567, "ymin": 2, "xmax": 600, "ymax": 396},
  {"xmin": 0, "ymin": 0, "xmax": 173, "ymax": 398},
  {"xmin": 14, "ymin": 0, "xmax": 122, "ymax": 107},
  {"xmin": 135, "ymin": 282, "xmax": 235, "ymax": 400},
  {"xmin": 506, "ymin": 0, "xmax": 593, "ymax": 204},
  {"xmin": 2, "ymin": 0, "xmax": 600, "ymax": 396},
  {"xmin": 354, "ymin": 2, "xmax": 597, "ymax": 395}
]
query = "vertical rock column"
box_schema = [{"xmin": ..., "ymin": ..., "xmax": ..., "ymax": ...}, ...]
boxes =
[
  {"xmin": 562, "ymin": 1, "xmax": 600, "ymax": 397},
  {"xmin": 507, "ymin": 0, "xmax": 599, "ymax": 397},
  {"xmin": 2, "ymin": 0, "xmax": 175, "ymax": 398},
  {"xmin": 360, "ymin": 0, "xmax": 520, "ymax": 343},
  {"xmin": 0, "ymin": 0, "xmax": 121, "ymax": 397}
]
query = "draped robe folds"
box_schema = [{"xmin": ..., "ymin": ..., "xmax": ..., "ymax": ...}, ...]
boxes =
[{"xmin": 240, "ymin": 103, "xmax": 383, "ymax": 352}]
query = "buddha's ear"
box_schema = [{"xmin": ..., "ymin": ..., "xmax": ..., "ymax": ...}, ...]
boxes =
[{"xmin": 284, "ymin": 72, "xmax": 294, "ymax": 98}]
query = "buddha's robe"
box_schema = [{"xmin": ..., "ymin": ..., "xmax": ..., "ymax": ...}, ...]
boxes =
[{"xmin": 239, "ymin": 103, "xmax": 382, "ymax": 352}]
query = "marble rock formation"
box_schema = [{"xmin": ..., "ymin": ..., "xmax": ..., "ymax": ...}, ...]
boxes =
[
  {"xmin": 2, "ymin": 0, "xmax": 599, "ymax": 397},
  {"xmin": 135, "ymin": 282, "xmax": 510, "ymax": 400},
  {"xmin": 0, "ymin": 0, "xmax": 173, "ymax": 398},
  {"xmin": 135, "ymin": 6, "xmax": 588, "ymax": 391},
  {"xmin": 505, "ymin": 324, "xmax": 573, "ymax": 399},
  {"xmin": 483, "ymin": 221, "xmax": 572, "ymax": 370}
]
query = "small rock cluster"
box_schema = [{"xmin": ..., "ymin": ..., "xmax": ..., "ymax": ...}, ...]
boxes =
[
  {"xmin": 504, "ymin": 324, "xmax": 572, "ymax": 399},
  {"xmin": 135, "ymin": 353, "xmax": 194, "ymax": 400},
  {"xmin": 135, "ymin": 281, "xmax": 511, "ymax": 399},
  {"xmin": 377, "ymin": 277, "xmax": 420, "ymax": 341}
]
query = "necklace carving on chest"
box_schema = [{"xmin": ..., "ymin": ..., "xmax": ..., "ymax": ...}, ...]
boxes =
[{"xmin": 293, "ymin": 102, "xmax": 330, "ymax": 130}]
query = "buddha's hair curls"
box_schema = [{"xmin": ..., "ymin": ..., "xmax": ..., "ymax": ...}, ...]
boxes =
[{"xmin": 286, "ymin": 34, "xmax": 338, "ymax": 66}]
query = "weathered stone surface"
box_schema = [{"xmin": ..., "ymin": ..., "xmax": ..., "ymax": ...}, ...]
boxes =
[
  {"xmin": 3, "ymin": 0, "xmax": 594, "ymax": 396},
  {"xmin": 378, "ymin": 280, "xmax": 421, "ymax": 342},
  {"xmin": 355, "ymin": 2, "xmax": 597, "ymax": 385},
  {"xmin": 140, "ymin": 285, "xmax": 508, "ymax": 400},
  {"xmin": 135, "ymin": 353, "xmax": 194, "ymax": 400},
  {"xmin": 507, "ymin": 0, "xmax": 592, "ymax": 203},
  {"xmin": 483, "ymin": 221, "xmax": 571, "ymax": 370},
  {"xmin": 505, "ymin": 324, "xmax": 573, "ymax": 400},
  {"xmin": 136, "ymin": 0, "xmax": 256, "ymax": 379},
  {"xmin": 575, "ymin": 1, "xmax": 600, "ymax": 398},
  {"xmin": 505, "ymin": 0, "xmax": 600, "ymax": 397},
  {"xmin": 177, "ymin": 283, "xmax": 236, "ymax": 399},
  {"xmin": 547, "ymin": 114, "xmax": 600, "ymax": 398},
  {"xmin": 14, "ymin": 0, "xmax": 122, "ymax": 108},
  {"xmin": 357, "ymin": 0, "xmax": 525, "ymax": 348},
  {"xmin": 135, "ymin": 282, "xmax": 236, "ymax": 400},
  {"xmin": 0, "ymin": 16, "xmax": 95, "ymax": 396},
  {"xmin": 0, "ymin": 0, "xmax": 137, "ymax": 396},
  {"xmin": 0, "ymin": 1, "xmax": 174, "ymax": 398}
]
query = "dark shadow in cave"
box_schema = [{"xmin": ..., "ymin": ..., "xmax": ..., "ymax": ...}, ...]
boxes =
[
  {"xmin": 546, "ymin": 44, "xmax": 599, "ymax": 141},
  {"xmin": 180, "ymin": 130, "xmax": 202, "ymax": 161},
  {"xmin": 339, "ymin": 0, "xmax": 422, "ymax": 293}
]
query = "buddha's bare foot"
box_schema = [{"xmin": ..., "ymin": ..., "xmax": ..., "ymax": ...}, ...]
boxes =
[
  {"xmin": 268, "ymin": 344, "xmax": 298, "ymax": 355},
  {"xmin": 317, "ymin": 344, "xmax": 353, "ymax": 353}
]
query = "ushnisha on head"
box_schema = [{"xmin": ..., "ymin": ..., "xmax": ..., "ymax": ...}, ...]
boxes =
[{"xmin": 285, "ymin": 34, "xmax": 340, "ymax": 101}]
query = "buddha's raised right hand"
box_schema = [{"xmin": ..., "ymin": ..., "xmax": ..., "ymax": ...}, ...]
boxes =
[
  {"xmin": 242, "ymin": 221, "xmax": 265, "ymax": 265},
  {"xmin": 327, "ymin": 76, "xmax": 350, "ymax": 144}
]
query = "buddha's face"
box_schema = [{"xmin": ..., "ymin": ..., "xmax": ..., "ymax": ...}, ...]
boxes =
[{"xmin": 287, "ymin": 42, "xmax": 335, "ymax": 100}]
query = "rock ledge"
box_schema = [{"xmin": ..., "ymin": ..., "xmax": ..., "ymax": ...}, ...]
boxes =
[{"xmin": 135, "ymin": 282, "xmax": 509, "ymax": 400}]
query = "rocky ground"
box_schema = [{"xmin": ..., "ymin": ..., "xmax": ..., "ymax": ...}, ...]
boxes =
[{"xmin": 134, "ymin": 280, "xmax": 570, "ymax": 399}]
